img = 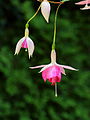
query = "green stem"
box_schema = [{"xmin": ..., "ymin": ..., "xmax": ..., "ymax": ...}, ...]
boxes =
[
  {"xmin": 25, "ymin": 4, "xmax": 41, "ymax": 28},
  {"xmin": 52, "ymin": 4, "xmax": 62, "ymax": 50}
]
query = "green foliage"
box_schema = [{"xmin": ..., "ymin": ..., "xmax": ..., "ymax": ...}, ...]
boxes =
[{"xmin": 0, "ymin": 0, "xmax": 90, "ymax": 120}]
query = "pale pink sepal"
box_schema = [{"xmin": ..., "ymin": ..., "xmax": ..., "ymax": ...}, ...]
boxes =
[
  {"xmin": 30, "ymin": 65, "xmax": 46, "ymax": 69},
  {"xmin": 41, "ymin": 0, "xmax": 51, "ymax": 23},
  {"xmin": 27, "ymin": 37, "xmax": 34, "ymax": 59},
  {"xmin": 75, "ymin": 0, "xmax": 90, "ymax": 5},
  {"xmin": 80, "ymin": 4, "xmax": 90, "ymax": 10},
  {"xmin": 39, "ymin": 63, "xmax": 52, "ymax": 73},
  {"xmin": 60, "ymin": 67, "xmax": 66, "ymax": 75},
  {"xmin": 56, "ymin": 63, "xmax": 66, "ymax": 75},
  {"xmin": 15, "ymin": 37, "xmax": 25, "ymax": 55},
  {"xmin": 59, "ymin": 65, "xmax": 78, "ymax": 71}
]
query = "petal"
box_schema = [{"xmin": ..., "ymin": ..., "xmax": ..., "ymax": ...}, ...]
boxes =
[
  {"xmin": 75, "ymin": 0, "xmax": 90, "ymax": 5},
  {"xmin": 55, "ymin": 63, "xmax": 66, "ymax": 75},
  {"xmin": 30, "ymin": 65, "xmax": 46, "ymax": 69},
  {"xmin": 22, "ymin": 39, "xmax": 28, "ymax": 48},
  {"xmin": 39, "ymin": 63, "xmax": 52, "ymax": 73},
  {"xmin": 48, "ymin": 76, "xmax": 61, "ymax": 84},
  {"xmin": 59, "ymin": 65, "xmax": 78, "ymax": 71},
  {"xmin": 15, "ymin": 37, "xmax": 25, "ymax": 55},
  {"xmin": 27, "ymin": 37, "xmax": 34, "ymax": 59},
  {"xmin": 60, "ymin": 67, "xmax": 66, "ymax": 75},
  {"xmin": 42, "ymin": 65, "xmax": 61, "ymax": 81},
  {"xmin": 41, "ymin": 1, "xmax": 51, "ymax": 23}
]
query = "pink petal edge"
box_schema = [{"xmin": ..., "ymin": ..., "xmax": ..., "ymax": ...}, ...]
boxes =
[{"xmin": 42, "ymin": 65, "xmax": 61, "ymax": 82}]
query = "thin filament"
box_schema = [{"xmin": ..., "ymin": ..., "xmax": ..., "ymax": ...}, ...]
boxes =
[{"xmin": 55, "ymin": 83, "xmax": 57, "ymax": 97}]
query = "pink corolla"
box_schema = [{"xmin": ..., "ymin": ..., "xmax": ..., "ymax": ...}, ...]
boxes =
[
  {"xmin": 75, "ymin": 0, "xmax": 90, "ymax": 10},
  {"xmin": 30, "ymin": 50, "xmax": 78, "ymax": 86},
  {"xmin": 15, "ymin": 28, "xmax": 34, "ymax": 59}
]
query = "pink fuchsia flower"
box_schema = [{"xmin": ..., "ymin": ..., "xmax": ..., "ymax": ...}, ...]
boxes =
[
  {"xmin": 30, "ymin": 50, "xmax": 78, "ymax": 96},
  {"xmin": 40, "ymin": 0, "xmax": 51, "ymax": 23},
  {"xmin": 75, "ymin": 0, "xmax": 90, "ymax": 10},
  {"xmin": 30, "ymin": 50, "xmax": 78, "ymax": 85},
  {"xmin": 15, "ymin": 28, "xmax": 34, "ymax": 59}
]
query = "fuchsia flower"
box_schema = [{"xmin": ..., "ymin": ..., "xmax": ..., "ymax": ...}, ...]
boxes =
[
  {"xmin": 75, "ymin": 0, "xmax": 90, "ymax": 10},
  {"xmin": 15, "ymin": 28, "xmax": 34, "ymax": 59},
  {"xmin": 30, "ymin": 50, "xmax": 78, "ymax": 85},
  {"xmin": 40, "ymin": 0, "xmax": 51, "ymax": 23}
]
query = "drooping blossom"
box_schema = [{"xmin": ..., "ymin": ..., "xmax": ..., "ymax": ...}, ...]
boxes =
[
  {"xmin": 30, "ymin": 50, "xmax": 78, "ymax": 85},
  {"xmin": 15, "ymin": 28, "xmax": 34, "ymax": 59},
  {"xmin": 75, "ymin": 0, "xmax": 90, "ymax": 10},
  {"xmin": 37, "ymin": 0, "xmax": 69, "ymax": 22},
  {"xmin": 41, "ymin": 0, "xmax": 51, "ymax": 23},
  {"xmin": 38, "ymin": 0, "xmax": 51, "ymax": 23}
]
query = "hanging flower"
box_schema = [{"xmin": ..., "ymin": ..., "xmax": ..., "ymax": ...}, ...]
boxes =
[
  {"xmin": 75, "ymin": 0, "xmax": 90, "ymax": 10},
  {"xmin": 37, "ymin": 0, "xmax": 51, "ymax": 23},
  {"xmin": 37, "ymin": 0, "xmax": 68, "ymax": 22},
  {"xmin": 30, "ymin": 50, "xmax": 78, "ymax": 85},
  {"xmin": 15, "ymin": 28, "xmax": 34, "ymax": 59}
]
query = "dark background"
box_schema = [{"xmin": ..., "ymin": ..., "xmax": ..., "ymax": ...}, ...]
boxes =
[{"xmin": 0, "ymin": 0, "xmax": 90, "ymax": 120}]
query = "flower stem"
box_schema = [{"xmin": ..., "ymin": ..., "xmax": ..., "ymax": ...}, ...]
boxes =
[
  {"xmin": 48, "ymin": 1, "xmax": 64, "ymax": 4},
  {"xmin": 55, "ymin": 83, "xmax": 57, "ymax": 97},
  {"xmin": 25, "ymin": 4, "xmax": 41, "ymax": 28},
  {"xmin": 52, "ymin": 3, "xmax": 62, "ymax": 50}
]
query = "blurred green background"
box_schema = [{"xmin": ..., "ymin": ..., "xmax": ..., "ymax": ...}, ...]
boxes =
[{"xmin": 0, "ymin": 0, "xmax": 90, "ymax": 120}]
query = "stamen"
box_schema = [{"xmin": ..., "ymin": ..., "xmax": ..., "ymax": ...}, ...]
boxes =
[{"xmin": 55, "ymin": 83, "xmax": 57, "ymax": 97}]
